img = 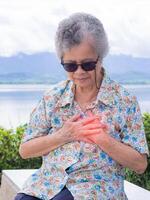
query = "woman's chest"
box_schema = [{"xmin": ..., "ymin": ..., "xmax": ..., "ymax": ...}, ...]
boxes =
[
  {"xmin": 49, "ymin": 102, "xmax": 126, "ymax": 141},
  {"xmin": 45, "ymin": 102, "xmax": 126, "ymax": 170}
]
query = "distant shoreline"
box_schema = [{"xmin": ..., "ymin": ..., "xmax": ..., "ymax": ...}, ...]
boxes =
[
  {"xmin": 0, "ymin": 82, "xmax": 150, "ymax": 85},
  {"xmin": 0, "ymin": 83, "xmax": 150, "ymax": 92}
]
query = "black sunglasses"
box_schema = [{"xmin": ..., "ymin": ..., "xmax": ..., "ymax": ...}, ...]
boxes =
[{"xmin": 61, "ymin": 56, "xmax": 99, "ymax": 72}]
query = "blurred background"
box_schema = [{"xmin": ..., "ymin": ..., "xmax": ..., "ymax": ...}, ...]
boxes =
[{"xmin": 0, "ymin": 0, "xmax": 150, "ymax": 129}]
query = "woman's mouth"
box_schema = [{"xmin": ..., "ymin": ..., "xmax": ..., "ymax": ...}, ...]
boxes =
[{"xmin": 76, "ymin": 77, "xmax": 89, "ymax": 81}]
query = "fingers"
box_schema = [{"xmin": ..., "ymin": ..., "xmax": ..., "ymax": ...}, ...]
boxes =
[
  {"xmin": 67, "ymin": 114, "xmax": 109, "ymax": 133},
  {"xmin": 68, "ymin": 113, "xmax": 102, "ymax": 124},
  {"xmin": 86, "ymin": 110, "xmax": 102, "ymax": 121},
  {"xmin": 86, "ymin": 110, "xmax": 94, "ymax": 117},
  {"xmin": 82, "ymin": 123, "xmax": 103, "ymax": 130},
  {"xmin": 79, "ymin": 116, "xmax": 100, "ymax": 126},
  {"xmin": 79, "ymin": 117, "xmax": 108, "ymax": 130},
  {"xmin": 83, "ymin": 129, "xmax": 102, "ymax": 135}
]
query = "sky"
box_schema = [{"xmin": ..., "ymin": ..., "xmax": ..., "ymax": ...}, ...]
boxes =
[{"xmin": 0, "ymin": 0, "xmax": 150, "ymax": 58}]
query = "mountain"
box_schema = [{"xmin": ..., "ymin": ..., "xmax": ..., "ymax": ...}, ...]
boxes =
[
  {"xmin": 104, "ymin": 54, "xmax": 150, "ymax": 74},
  {"xmin": 0, "ymin": 53, "xmax": 150, "ymax": 84},
  {"xmin": 0, "ymin": 52, "xmax": 66, "ymax": 84},
  {"xmin": 0, "ymin": 52, "xmax": 61, "ymax": 74}
]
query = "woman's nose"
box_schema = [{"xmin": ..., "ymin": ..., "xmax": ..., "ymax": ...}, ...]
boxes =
[{"xmin": 75, "ymin": 65, "xmax": 85, "ymax": 73}]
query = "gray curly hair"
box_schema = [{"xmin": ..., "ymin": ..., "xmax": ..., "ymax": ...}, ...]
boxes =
[{"xmin": 55, "ymin": 12, "xmax": 109, "ymax": 62}]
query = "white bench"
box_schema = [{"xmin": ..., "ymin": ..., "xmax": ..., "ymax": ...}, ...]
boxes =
[{"xmin": 0, "ymin": 169, "xmax": 150, "ymax": 200}]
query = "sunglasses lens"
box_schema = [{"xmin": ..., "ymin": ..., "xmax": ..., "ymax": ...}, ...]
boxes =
[
  {"xmin": 82, "ymin": 62, "xmax": 96, "ymax": 71},
  {"xmin": 63, "ymin": 63, "xmax": 77, "ymax": 72},
  {"xmin": 61, "ymin": 58, "xmax": 98, "ymax": 72}
]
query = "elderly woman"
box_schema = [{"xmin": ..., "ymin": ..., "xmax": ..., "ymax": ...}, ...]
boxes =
[{"xmin": 14, "ymin": 13, "xmax": 149, "ymax": 200}]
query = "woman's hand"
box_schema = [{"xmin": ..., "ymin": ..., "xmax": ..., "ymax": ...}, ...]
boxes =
[
  {"xmin": 58, "ymin": 114, "xmax": 104, "ymax": 143},
  {"xmin": 85, "ymin": 123, "xmax": 109, "ymax": 145},
  {"xmin": 84, "ymin": 111, "xmax": 110, "ymax": 145}
]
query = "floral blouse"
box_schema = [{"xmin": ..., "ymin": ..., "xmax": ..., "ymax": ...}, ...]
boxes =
[{"xmin": 20, "ymin": 72, "xmax": 149, "ymax": 200}]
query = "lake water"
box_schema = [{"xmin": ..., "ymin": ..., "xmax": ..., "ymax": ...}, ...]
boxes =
[{"xmin": 0, "ymin": 84, "xmax": 150, "ymax": 129}]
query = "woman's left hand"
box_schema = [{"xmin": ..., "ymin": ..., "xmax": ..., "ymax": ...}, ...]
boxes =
[{"xmin": 83, "ymin": 111, "xmax": 110, "ymax": 145}]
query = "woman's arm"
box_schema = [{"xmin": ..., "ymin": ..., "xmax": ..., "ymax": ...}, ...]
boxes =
[
  {"xmin": 19, "ymin": 129, "xmax": 67, "ymax": 159},
  {"xmin": 19, "ymin": 115, "xmax": 101, "ymax": 159},
  {"xmin": 96, "ymin": 134, "xmax": 148, "ymax": 174},
  {"xmin": 85, "ymin": 110, "xmax": 148, "ymax": 174}
]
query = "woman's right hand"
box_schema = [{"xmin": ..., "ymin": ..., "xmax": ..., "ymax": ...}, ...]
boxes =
[{"xmin": 58, "ymin": 114, "xmax": 103, "ymax": 144}]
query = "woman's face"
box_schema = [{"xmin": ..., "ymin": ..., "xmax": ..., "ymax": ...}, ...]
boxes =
[{"xmin": 62, "ymin": 41, "xmax": 102, "ymax": 89}]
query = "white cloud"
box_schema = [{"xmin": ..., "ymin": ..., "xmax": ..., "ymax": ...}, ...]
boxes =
[{"xmin": 0, "ymin": 0, "xmax": 150, "ymax": 57}]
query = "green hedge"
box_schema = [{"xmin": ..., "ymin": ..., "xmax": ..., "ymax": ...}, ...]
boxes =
[
  {"xmin": 125, "ymin": 113, "xmax": 150, "ymax": 190},
  {"xmin": 0, "ymin": 124, "xmax": 41, "ymax": 184},
  {"xmin": 0, "ymin": 114, "xmax": 150, "ymax": 190}
]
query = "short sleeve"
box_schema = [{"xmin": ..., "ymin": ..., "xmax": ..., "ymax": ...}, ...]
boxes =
[
  {"xmin": 121, "ymin": 96, "xmax": 149, "ymax": 156},
  {"xmin": 21, "ymin": 97, "xmax": 51, "ymax": 143}
]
